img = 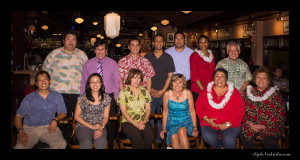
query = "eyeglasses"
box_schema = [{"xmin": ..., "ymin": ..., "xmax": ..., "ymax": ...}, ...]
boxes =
[{"xmin": 90, "ymin": 82, "xmax": 101, "ymax": 85}]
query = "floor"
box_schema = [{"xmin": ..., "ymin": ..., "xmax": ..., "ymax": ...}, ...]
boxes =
[{"xmin": 11, "ymin": 120, "xmax": 289, "ymax": 149}]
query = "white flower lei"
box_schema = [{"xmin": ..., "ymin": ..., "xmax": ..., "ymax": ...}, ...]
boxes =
[
  {"xmin": 195, "ymin": 49, "xmax": 213, "ymax": 63},
  {"xmin": 246, "ymin": 85, "xmax": 278, "ymax": 102},
  {"xmin": 207, "ymin": 81, "xmax": 234, "ymax": 110}
]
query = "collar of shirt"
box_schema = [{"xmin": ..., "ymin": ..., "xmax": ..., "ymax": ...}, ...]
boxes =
[
  {"xmin": 61, "ymin": 47, "xmax": 79, "ymax": 55},
  {"xmin": 97, "ymin": 56, "xmax": 107, "ymax": 64},
  {"xmin": 34, "ymin": 89, "xmax": 54, "ymax": 100},
  {"xmin": 128, "ymin": 54, "xmax": 142, "ymax": 61}
]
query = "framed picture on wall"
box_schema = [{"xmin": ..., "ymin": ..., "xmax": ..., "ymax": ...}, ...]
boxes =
[
  {"xmin": 283, "ymin": 21, "xmax": 289, "ymax": 32},
  {"xmin": 211, "ymin": 31, "xmax": 217, "ymax": 40},
  {"xmin": 167, "ymin": 33, "xmax": 174, "ymax": 42}
]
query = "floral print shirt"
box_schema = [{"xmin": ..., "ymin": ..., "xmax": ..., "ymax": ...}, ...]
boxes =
[
  {"xmin": 241, "ymin": 86, "xmax": 286, "ymax": 140},
  {"xmin": 216, "ymin": 57, "xmax": 252, "ymax": 90},
  {"xmin": 75, "ymin": 93, "xmax": 111, "ymax": 128},
  {"xmin": 117, "ymin": 85, "xmax": 152, "ymax": 123},
  {"xmin": 42, "ymin": 47, "xmax": 88, "ymax": 94},
  {"xmin": 118, "ymin": 54, "xmax": 155, "ymax": 88}
]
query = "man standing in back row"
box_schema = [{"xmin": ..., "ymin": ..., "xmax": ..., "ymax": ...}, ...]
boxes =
[
  {"xmin": 145, "ymin": 34, "xmax": 175, "ymax": 147},
  {"xmin": 165, "ymin": 31, "xmax": 194, "ymax": 89},
  {"xmin": 118, "ymin": 38, "xmax": 155, "ymax": 93},
  {"xmin": 43, "ymin": 29, "xmax": 88, "ymax": 142}
]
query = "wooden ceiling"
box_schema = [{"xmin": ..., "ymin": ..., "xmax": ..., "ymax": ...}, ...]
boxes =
[{"xmin": 27, "ymin": 11, "xmax": 287, "ymax": 38}]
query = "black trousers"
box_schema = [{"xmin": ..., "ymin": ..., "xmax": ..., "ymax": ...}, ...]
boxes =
[
  {"xmin": 106, "ymin": 93, "xmax": 117, "ymax": 149},
  {"xmin": 60, "ymin": 93, "xmax": 79, "ymax": 144},
  {"xmin": 240, "ymin": 132, "xmax": 280, "ymax": 149},
  {"xmin": 121, "ymin": 122, "xmax": 154, "ymax": 149}
]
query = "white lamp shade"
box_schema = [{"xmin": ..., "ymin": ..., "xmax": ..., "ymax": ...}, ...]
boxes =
[{"xmin": 104, "ymin": 13, "xmax": 120, "ymax": 39}]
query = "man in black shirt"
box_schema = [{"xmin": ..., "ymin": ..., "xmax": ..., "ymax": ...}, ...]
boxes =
[{"xmin": 145, "ymin": 34, "xmax": 175, "ymax": 148}]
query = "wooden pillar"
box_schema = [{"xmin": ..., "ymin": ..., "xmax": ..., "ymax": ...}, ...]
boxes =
[{"xmin": 251, "ymin": 21, "xmax": 264, "ymax": 66}]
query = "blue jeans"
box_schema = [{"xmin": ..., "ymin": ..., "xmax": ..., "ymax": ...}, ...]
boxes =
[
  {"xmin": 201, "ymin": 126, "xmax": 241, "ymax": 149},
  {"xmin": 149, "ymin": 96, "xmax": 163, "ymax": 143}
]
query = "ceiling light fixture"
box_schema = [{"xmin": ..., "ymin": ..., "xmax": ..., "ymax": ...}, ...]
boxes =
[
  {"xmin": 41, "ymin": 25, "xmax": 48, "ymax": 30},
  {"xmin": 161, "ymin": 19, "xmax": 169, "ymax": 26},
  {"xmin": 75, "ymin": 11, "xmax": 84, "ymax": 24},
  {"xmin": 151, "ymin": 25, "xmax": 157, "ymax": 31},
  {"xmin": 181, "ymin": 11, "xmax": 192, "ymax": 14},
  {"xmin": 104, "ymin": 12, "xmax": 121, "ymax": 39}
]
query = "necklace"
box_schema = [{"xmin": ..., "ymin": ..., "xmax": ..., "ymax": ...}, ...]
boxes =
[
  {"xmin": 172, "ymin": 90, "xmax": 182, "ymax": 101},
  {"xmin": 207, "ymin": 81, "xmax": 234, "ymax": 110},
  {"xmin": 195, "ymin": 49, "xmax": 213, "ymax": 63},
  {"xmin": 246, "ymin": 85, "xmax": 278, "ymax": 102}
]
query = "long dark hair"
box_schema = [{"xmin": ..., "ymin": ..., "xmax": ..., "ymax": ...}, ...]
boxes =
[{"xmin": 85, "ymin": 73, "xmax": 105, "ymax": 102}]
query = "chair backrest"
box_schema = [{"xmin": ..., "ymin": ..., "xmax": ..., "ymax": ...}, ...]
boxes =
[{"xmin": 11, "ymin": 74, "xmax": 30, "ymax": 95}]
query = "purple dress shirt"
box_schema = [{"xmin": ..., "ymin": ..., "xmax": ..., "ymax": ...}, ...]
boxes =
[{"xmin": 80, "ymin": 56, "xmax": 120, "ymax": 100}]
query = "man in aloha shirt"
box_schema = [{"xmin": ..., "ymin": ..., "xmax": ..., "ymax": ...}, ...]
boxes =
[
  {"xmin": 216, "ymin": 42, "xmax": 252, "ymax": 92},
  {"xmin": 43, "ymin": 29, "xmax": 88, "ymax": 142}
]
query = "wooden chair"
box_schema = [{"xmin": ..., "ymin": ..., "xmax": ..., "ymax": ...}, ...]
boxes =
[
  {"xmin": 200, "ymin": 133, "xmax": 240, "ymax": 149},
  {"xmin": 240, "ymin": 135, "xmax": 282, "ymax": 149},
  {"xmin": 117, "ymin": 114, "xmax": 155, "ymax": 149},
  {"xmin": 163, "ymin": 132, "xmax": 200, "ymax": 149},
  {"xmin": 69, "ymin": 114, "xmax": 119, "ymax": 149}
]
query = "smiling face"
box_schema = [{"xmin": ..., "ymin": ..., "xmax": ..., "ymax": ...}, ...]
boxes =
[
  {"xmin": 153, "ymin": 35, "xmax": 165, "ymax": 50},
  {"xmin": 63, "ymin": 34, "xmax": 77, "ymax": 53},
  {"xmin": 172, "ymin": 78, "xmax": 184, "ymax": 92},
  {"xmin": 198, "ymin": 37, "xmax": 209, "ymax": 51},
  {"xmin": 227, "ymin": 43, "xmax": 240, "ymax": 61},
  {"xmin": 95, "ymin": 44, "xmax": 107, "ymax": 60},
  {"xmin": 128, "ymin": 40, "xmax": 141, "ymax": 55},
  {"xmin": 213, "ymin": 71, "xmax": 227, "ymax": 88},
  {"xmin": 35, "ymin": 73, "xmax": 50, "ymax": 91},
  {"xmin": 174, "ymin": 33, "xmax": 185, "ymax": 49},
  {"xmin": 130, "ymin": 74, "xmax": 141, "ymax": 88},
  {"xmin": 255, "ymin": 72, "xmax": 270, "ymax": 91},
  {"xmin": 89, "ymin": 76, "xmax": 102, "ymax": 93}
]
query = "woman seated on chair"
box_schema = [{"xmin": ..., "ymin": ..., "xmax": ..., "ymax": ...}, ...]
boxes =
[
  {"xmin": 74, "ymin": 73, "xmax": 111, "ymax": 149},
  {"xmin": 160, "ymin": 73, "xmax": 198, "ymax": 149},
  {"xmin": 117, "ymin": 69, "xmax": 154, "ymax": 149},
  {"xmin": 195, "ymin": 68, "xmax": 245, "ymax": 149},
  {"xmin": 240, "ymin": 67, "xmax": 285, "ymax": 149}
]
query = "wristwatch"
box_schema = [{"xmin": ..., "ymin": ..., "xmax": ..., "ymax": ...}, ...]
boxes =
[
  {"xmin": 100, "ymin": 124, "xmax": 105, "ymax": 129},
  {"xmin": 226, "ymin": 122, "xmax": 230, "ymax": 127}
]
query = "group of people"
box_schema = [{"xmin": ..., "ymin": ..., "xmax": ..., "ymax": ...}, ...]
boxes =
[{"xmin": 14, "ymin": 29, "xmax": 287, "ymax": 149}]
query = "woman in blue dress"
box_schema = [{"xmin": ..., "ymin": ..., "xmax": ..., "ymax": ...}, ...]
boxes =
[{"xmin": 160, "ymin": 74, "xmax": 199, "ymax": 149}]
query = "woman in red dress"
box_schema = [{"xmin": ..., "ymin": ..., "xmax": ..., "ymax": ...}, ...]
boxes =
[
  {"xmin": 190, "ymin": 35, "xmax": 215, "ymax": 132},
  {"xmin": 240, "ymin": 67, "xmax": 285, "ymax": 149}
]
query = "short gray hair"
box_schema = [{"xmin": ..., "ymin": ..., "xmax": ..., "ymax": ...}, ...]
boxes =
[{"xmin": 226, "ymin": 42, "xmax": 240, "ymax": 52}]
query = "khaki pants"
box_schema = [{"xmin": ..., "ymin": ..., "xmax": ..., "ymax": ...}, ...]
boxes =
[{"xmin": 14, "ymin": 125, "xmax": 66, "ymax": 149}]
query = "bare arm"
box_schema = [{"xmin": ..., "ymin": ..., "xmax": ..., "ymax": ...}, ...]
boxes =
[
  {"xmin": 160, "ymin": 91, "xmax": 169, "ymax": 139},
  {"xmin": 187, "ymin": 90, "xmax": 197, "ymax": 131},
  {"xmin": 157, "ymin": 72, "xmax": 174, "ymax": 98},
  {"xmin": 195, "ymin": 80, "xmax": 205, "ymax": 91}
]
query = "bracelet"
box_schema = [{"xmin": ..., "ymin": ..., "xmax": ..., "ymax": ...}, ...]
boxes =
[
  {"xmin": 52, "ymin": 118, "xmax": 59, "ymax": 123},
  {"xmin": 17, "ymin": 128, "xmax": 24, "ymax": 133}
]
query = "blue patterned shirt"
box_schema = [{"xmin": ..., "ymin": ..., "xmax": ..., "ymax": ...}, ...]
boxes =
[{"xmin": 16, "ymin": 90, "xmax": 67, "ymax": 126}]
